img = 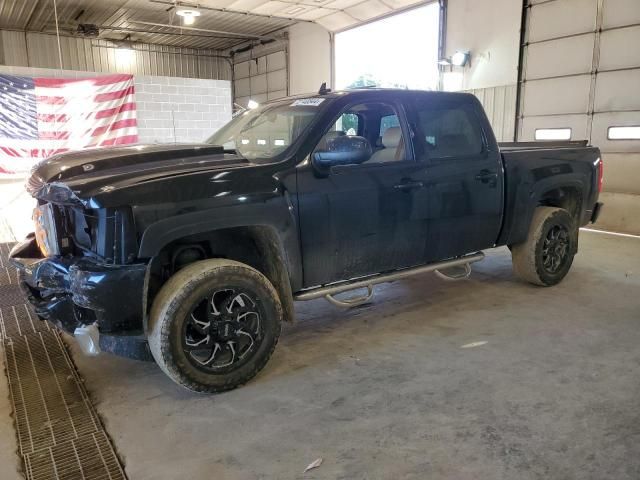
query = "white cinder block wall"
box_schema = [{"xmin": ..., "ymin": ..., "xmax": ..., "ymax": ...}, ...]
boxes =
[
  {"xmin": 0, "ymin": 66, "xmax": 232, "ymax": 145},
  {"xmin": 0, "ymin": 66, "xmax": 232, "ymax": 242},
  {"xmin": 134, "ymin": 76, "xmax": 232, "ymax": 144}
]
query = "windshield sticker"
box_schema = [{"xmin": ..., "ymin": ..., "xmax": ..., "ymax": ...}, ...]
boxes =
[{"xmin": 291, "ymin": 98, "xmax": 325, "ymax": 107}]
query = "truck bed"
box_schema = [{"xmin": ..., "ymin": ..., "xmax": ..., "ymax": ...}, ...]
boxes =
[
  {"xmin": 496, "ymin": 141, "xmax": 601, "ymax": 247},
  {"xmin": 498, "ymin": 140, "xmax": 589, "ymax": 151}
]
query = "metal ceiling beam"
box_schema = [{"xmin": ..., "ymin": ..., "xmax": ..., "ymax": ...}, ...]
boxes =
[
  {"xmin": 130, "ymin": 20, "xmax": 280, "ymax": 41},
  {"xmin": 43, "ymin": 23, "xmax": 255, "ymax": 41},
  {"xmin": 24, "ymin": 25, "xmax": 237, "ymax": 52},
  {"xmin": 149, "ymin": 0, "xmax": 314, "ymax": 23}
]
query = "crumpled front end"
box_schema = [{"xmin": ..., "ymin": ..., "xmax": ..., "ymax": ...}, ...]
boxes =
[{"xmin": 9, "ymin": 235, "xmax": 151, "ymax": 360}]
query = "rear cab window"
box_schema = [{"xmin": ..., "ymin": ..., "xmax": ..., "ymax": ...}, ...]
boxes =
[{"xmin": 409, "ymin": 96, "xmax": 485, "ymax": 161}]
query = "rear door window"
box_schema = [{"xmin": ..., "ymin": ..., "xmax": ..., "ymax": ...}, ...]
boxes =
[{"xmin": 412, "ymin": 101, "xmax": 484, "ymax": 160}]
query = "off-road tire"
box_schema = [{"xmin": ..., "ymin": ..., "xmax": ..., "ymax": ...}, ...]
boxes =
[
  {"xmin": 511, "ymin": 207, "xmax": 577, "ymax": 286},
  {"xmin": 148, "ymin": 259, "xmax": 282, "ymax": 393}
]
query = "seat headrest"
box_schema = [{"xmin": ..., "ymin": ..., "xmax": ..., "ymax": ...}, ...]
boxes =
[{"xmin": 382, "ymin": 127, "xmax": 402, "ymax": 148}]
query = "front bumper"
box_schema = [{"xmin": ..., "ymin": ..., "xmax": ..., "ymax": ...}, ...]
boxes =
[{"xmin": 9, "ymin": 235, "xmax": 152, "ymax": 360}]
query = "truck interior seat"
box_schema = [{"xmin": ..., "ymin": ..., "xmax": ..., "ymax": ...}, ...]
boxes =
[{"xmin": 369, "ymin": 127, "xmax": 403, "ymax": 163}]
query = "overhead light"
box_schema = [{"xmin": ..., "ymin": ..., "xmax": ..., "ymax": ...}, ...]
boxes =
[
  {"xmin": 451, "ymin": 51, "xmax": 470, "ymax": 67},
  {"xmin": 247, "ymin": 99, "xmax": 260, "ymax": 109},
  {"xmin": 284, "ymin": 6, "xmax": 306, "ymax": 14},
  {"xmin": 176, "ymin": 9, "xmax": 201, "ymax": 25},
  {"xmin": 115, "ymin": 47, "xmax": 135, "ymax": 65}
]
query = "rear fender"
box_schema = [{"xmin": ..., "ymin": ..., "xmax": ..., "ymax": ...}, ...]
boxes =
[{"xmin": 500, "ymin": 175, "xmax": 587, "ymax": 246}]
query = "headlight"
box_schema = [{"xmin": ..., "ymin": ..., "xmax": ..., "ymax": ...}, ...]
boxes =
[{"xmin": 33, "ymin": 204, "xmax": 60, "ymax": 256}]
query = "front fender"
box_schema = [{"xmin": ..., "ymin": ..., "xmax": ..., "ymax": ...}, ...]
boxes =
[{"xmin": 137, "ymin": 192, "xmax": 303, "ymax": 291}]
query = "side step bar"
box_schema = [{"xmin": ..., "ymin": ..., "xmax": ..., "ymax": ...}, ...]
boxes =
[{"xmin": 294, "ymin": 252, "xmax": 485, "ymax": 307}]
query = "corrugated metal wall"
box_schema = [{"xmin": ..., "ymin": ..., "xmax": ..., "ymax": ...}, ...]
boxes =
[
  {"xmin": 465, "ymin": 84, "xmax": 517, "ymax": 142},
  {"xmin": 0, "ymin": 30, "xmax": 232, "ymax": 80}
]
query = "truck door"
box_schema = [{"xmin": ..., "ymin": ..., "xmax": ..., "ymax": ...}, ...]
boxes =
[
  {"xmin": 296, "ymin": 100, "xmax": 430, "ymax": 288},
  {"xmin": 407, "ymin": 95, "xmax": 504, "ymax": 262}
]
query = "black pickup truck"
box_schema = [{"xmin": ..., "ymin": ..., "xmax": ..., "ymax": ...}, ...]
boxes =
[{"xmin": 10, "ymin": 89, "xmax": 603, "ymax": 392}]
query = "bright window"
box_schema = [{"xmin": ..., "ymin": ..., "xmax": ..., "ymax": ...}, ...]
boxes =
[
  {"xmin": 334, "ymin": 4, "xmax": 440, "ymax": 91},
  {"xmin": 608, "ymin": 126, "xmax": 640, "ymax": 140},
  {"xmin": 535, "ymin": 128, "xmax": 572, "ymax": 141}
]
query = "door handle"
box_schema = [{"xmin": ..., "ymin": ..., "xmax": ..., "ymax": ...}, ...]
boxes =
[
  {"xmin": 475, "ymin": 170, "xmax": 498, "ymax": 184},
  {"xmin": 393, "ymin": 180, "xmax": 424, "ymax": 191}
]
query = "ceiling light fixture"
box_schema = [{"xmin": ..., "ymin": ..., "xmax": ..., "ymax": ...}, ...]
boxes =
[
  {"xmin": 176, "ymin": 9, "xmax": 201, "ymax": 25},
  {"xmin": 284, "ymin": 6, "xmax": 306, "ymax": 14},
  {"xmin": 439, "ymin": 51, "xmax": 471, "ymax": 68}
]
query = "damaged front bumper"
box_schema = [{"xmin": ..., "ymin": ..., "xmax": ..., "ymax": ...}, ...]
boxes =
[{"xmin": 9, "ymin": 235, "xmax": 152, "ymax": 361}]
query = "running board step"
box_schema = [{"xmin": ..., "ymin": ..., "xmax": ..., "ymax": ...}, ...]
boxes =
[{"xmin": 294, "ymin": 252, "xmax": 484, "ymax": 308}]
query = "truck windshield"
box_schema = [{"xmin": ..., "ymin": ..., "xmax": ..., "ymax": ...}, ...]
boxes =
[{"xmin": 205, "ymin": 100, "xmax": 323, "ymax": 163}]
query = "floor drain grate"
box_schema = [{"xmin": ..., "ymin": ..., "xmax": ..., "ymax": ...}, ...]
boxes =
[
  {"xmin": 1, "ymin": 243, "xmax": 127, "ymax": 480},
  {"xmin": 24, "ymin": 431, "xmax": 125, "ymax": 480},
  {"xmin": 1, "ymin": 304, "xmax": 52, "ymax": 340}
]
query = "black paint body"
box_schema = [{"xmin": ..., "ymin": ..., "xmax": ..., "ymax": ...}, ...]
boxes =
[{"xmin": 9, "ymin": 90, "xmax": 602, "ymax": 358}]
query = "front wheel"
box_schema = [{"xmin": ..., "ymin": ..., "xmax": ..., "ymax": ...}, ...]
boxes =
[
  {"xmin": 511, "ymin": 206, "xmax": 577, "ymax": 286},
  {"xmin": 148, "ymin": 259, "xmax": 282, "ymax": 393}
]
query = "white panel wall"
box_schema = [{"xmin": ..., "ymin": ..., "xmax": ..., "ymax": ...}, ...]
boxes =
[
  {"xmin": 0, "ymin": 30, "xmax": 232, "ymax": 80},
  {"xmin": 518, "ymin": 0, "xmax": 640, "ymax": 234},
  {"xmin": 444, "ymin": 0, "xmax": 521, "ymax": 90},
  {"xmin": 288, "ymin": 22, "xmax": 332, "ymax": 95},
  {"xmin": 444, "ymin": 0, "xmax": 521, "ymax": 141}
]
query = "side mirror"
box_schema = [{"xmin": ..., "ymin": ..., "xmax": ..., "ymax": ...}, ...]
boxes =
[{"xmin": 313, "ymin": 135, "xmax": 372, "ymax": 170}]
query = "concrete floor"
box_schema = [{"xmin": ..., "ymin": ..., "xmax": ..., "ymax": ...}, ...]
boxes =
[{"xmin": 51, "ymin": 229, "xmax": 637, "ymax": 480}]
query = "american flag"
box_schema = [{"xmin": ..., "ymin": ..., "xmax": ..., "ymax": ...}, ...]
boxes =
[{"xmin": 0, "ymin": 73, "xmax": 138, "ymax": 176}]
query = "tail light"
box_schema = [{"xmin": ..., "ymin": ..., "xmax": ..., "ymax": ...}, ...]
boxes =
[{"xmin": 596, "ymin": 157, "xmax": 604, "ymax": 193}]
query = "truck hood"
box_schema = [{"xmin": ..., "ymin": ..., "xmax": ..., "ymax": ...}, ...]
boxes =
[{"xmin": 27, "ymin": 144, "xmax": 250, "ymax": 205}]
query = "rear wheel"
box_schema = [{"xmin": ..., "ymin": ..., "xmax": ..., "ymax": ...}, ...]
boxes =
[
  {"xmin": 148, "ymin": 259, "xmax": 282, "ymax": 393},
  {"xmin": 511, "ymin": 207, "xmax": 577, "ymax": 286}
]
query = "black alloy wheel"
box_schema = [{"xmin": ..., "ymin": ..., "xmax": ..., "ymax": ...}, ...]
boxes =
[
  {"xmin": 148, "ymin": 259, "xmax": 282, "ymax": 393},
  {"xmin": 511, "ymin": 206, "xmax": 577, "ymax": 286},
  {"xmin": 541, "ymin": 224, "xmax": 570, "ymax": 274},
  {"xmin": 183, "ymin": 288, "xmax": 264, "ymax": 373}
]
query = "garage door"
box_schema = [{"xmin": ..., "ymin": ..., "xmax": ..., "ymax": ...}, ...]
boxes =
[
  {"xmin": 234, "ymin": 47, "xmax": 288, "ymax": 108},
  {"xmin": 517, "ymin": 0, "xmax": 640, "ymax": 233}
]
